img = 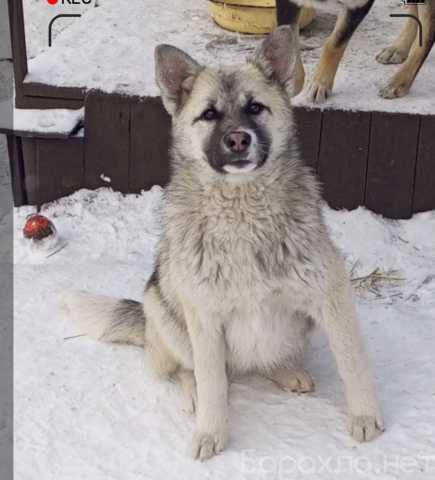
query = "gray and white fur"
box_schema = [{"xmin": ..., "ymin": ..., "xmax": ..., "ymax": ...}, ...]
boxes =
[{"xmin": 61, "ymin": 26, "xmax": 384, "ymax": 460}]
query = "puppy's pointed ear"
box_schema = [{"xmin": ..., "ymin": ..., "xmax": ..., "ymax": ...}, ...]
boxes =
[
  {"xmin": 155, "ymin": 44, "xmax": 202, "ymax": 116},
  {"xmin": 253, "ymin": 26, "xmax": 299, "ymax": 90}
]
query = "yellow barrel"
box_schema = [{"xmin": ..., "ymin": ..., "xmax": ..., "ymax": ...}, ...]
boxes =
[{"xmin": 209, "ymin": 0, "xmax": 315, "ymax": 35}]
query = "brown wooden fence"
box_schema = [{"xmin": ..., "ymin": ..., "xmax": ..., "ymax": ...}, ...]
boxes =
[{"xmin": 7, "ymin": 91, "xmax": 435, "ymax": 219}]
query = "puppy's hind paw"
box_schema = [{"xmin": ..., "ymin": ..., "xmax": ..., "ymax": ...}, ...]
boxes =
[
  {"xmin": 349, "ymin": 415, "xmax": 385, "ymax": 442},
  {"xmin": 268, "ymin": 367, "xmax": 315, "ymax": 394},
  {"xmin": 376, "ymin": 46, "xmax": 408, "ymax": 65}
]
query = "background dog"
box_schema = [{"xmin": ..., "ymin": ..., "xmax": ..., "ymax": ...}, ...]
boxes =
[
  {"xmin": 277, "ymin": 0, "xmax": 435, "ymax": 101},
  {"xmin": 62, "ymin": 26, "xmax": 384, "ymax": 460}
]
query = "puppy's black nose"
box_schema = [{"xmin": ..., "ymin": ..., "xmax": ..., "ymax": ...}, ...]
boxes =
[{"xmin": 223, "ymin": 131, "xmax": 252, "ymax": 153}]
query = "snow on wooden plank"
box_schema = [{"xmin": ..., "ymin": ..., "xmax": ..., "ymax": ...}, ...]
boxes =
[
  {"xmin": 23, "ymin": 0, "xmax": 435, "ymax": 115},
  {"xmin": 12, "ymin": 107, "xmax": 84, "ymax": 137}
]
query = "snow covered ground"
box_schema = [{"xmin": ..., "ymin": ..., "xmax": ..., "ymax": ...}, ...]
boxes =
[
  {"xmin": 14, "ymin": 187, "xmax": 435, "ymax": 480},
  {"xmin": 22, "ymin": 0, "xmax": 435, "ymax": 114}
]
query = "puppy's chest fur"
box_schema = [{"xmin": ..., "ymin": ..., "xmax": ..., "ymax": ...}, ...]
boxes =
[
  {"xmin": 169, "ymin": 183, "xmax": 300, "ymax": 289},
  {"xmin": 166, "ymin": 179, "xmax": 323, "ymax": 311}
]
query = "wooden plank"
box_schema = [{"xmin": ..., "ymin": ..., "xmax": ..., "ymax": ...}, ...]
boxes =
[
  {"xmin": 84, "ymin": 91, "xmax": 130, "ymax": 192},
  {"xmin": 6, "ymin": 135, "xmax": 27, "ymax": 206},
  {"xmin": 1, "ymin": 128, "xmax": 81, "ymax": 140},
  {"xmin": 22, "ymin": 82, "xmax": 85, "ymax": 101},
  {"xmin": 17, "ymin": 83, "xmax": 84, "ymax": 110},
  {"xmin": 36, "ymin": 138, "xmax": 84, "ymax": 205},
  {"xmin": 21, "ymin": 137, "xmax": 38, "ymax": 205},
  {"xmin": 413, "ymin": 115, "xmax": 435, "ymax": 214},
  {"xmin": 365, "ymin": 112, "xmax": 420, "ymax": 219},
  {"xmin": 129, "ymin": 97, "xmax": 171, "ymax": 192},
  {"xmin": 14, "ymin": 94, "xmax": 83, "ymax": 110},
  {"xmin": 318, "ymin": 110, "xmax": 370, "ymax": 210},
  {"xmin": 293, "ymin": 106, "xmax": 322, "ymax": 170}
]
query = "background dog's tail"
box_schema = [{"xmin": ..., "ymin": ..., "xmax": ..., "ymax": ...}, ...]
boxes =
[{"xmin": 59, "ymin": 291, "xmax": 145, "ymax": 347}]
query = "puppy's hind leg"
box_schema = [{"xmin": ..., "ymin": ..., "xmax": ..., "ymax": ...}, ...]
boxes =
[{"xmin": 376, "ymin": 5, "xmax": 418, "ymax": 65}]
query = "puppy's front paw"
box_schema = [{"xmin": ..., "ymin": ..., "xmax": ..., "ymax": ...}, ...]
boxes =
[
  {"xmin": 349, "ymin": 414, "xmax": 384, "ymax": 442},
  {"xmin": 191, "ymin": 429, "xmax": 227, "ymax": 461},
  {"xmin": 376, "ymin": 46, "xmax": 408, "ymax": 65},
  {"xmin": 305, "ymin": 79, "xmax": 332, "ymax": 104}
]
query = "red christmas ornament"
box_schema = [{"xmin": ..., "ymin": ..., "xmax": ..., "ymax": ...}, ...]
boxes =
[{"xmin": 23, "ymin": 214, "xmax": 56, "ymax": 241}]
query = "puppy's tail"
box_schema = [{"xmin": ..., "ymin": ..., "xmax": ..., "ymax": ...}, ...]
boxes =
[{"xmin": 59, "ymin": 291, "xmax": 145, "ymax": 347}]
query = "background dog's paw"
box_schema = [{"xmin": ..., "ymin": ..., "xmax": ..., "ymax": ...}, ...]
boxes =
[
  {"xmin": 191, "ymin": 429, "xmax": 227, "ymax": 461},
  {"xmin": 349, "ymin": 415, "xmax": 384, "ymax": 442},
  {"xmin": 376, "ymin": 46, "xmax": 408, "ymax": 65},
  {"xmin": 379, "ymin": 81, "xmax": 410, "ymax": 99},
  {"xmin": 305, "ymin": 80, "xmax": 332, "ymax": 104}
]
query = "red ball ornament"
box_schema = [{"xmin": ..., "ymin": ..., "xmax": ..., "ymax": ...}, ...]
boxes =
[
  {"xmin": 47, "ymin": 0, "xmax": 59, "ymax": 5},
  {"xmin": 23, "ymin": 214, "xmax": 56, "ymax": 241}
]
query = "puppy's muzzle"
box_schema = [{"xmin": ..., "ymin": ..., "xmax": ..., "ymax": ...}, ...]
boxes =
[{"xmin": 220, "ymin": 129, "xmax": 258, "ymax": 173}]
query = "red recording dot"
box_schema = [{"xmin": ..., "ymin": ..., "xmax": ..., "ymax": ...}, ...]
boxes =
[{"xmin": 47, "ymin": 0, "xmax": 58, "ymax": 5}]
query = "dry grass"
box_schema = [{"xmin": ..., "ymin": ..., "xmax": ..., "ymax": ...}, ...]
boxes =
[{"xmin": 351, "ymin": 267, "xmax": 405, "ymax": 297}]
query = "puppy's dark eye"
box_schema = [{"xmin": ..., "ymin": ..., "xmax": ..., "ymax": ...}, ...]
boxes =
[
  {"xmin": 246, "ymin": 102, "xmax": 265, "ymax": 115},
  {"xmin": 200, "ymin": 107, "xmax": 220, "ymax": 121}
]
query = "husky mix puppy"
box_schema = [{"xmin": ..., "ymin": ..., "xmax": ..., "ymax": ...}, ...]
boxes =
[
  {"xmin": 277, "ymin": 0, "xmax": 435, "ymax": 102},
  {"xmin": 63, "ymin": 26, "xmax": 384, "ymax": 460}
]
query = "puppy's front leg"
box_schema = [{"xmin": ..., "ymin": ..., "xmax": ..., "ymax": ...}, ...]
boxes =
[
  {"xmin": 184, "ymin": 304, "xmax": 228, "ymax": 460},
  {"xmin": 319, "ymin": 262, "xmax": 384, "ymax": 442}
]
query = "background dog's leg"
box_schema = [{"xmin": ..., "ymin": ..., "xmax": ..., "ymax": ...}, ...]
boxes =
[
  {"xmin": 318, "ymin": 263, "xmax": 384, "ymax": 442},
  {"xmin": 380, "ymin": 2, "xmax": 435, "ymax": 99},
  {"xmin": 276, "ymin": 0, "xmax": 305, "ymax": 95},
  {"xmin": 185, "ymin": 305, "xmax": 228, "ymax": 461},
  {"xmin": 306, "ymin": 0, "xmax": 374, "ymax": 103},
  {"xmin": 376, "ymin": 5, "xmax": 418, "ymax": 65}
]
